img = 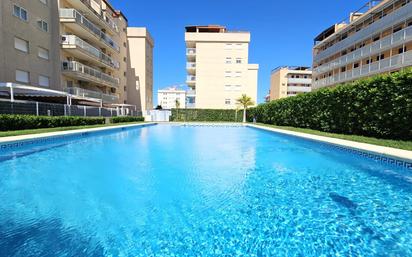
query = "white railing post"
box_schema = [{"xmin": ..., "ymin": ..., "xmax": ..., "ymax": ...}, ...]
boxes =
[
  {"xmin": 36, "ymin": 102, "xmax": 39, "ymax": 116},
  {"xmin": 99, "ymin": 107, "xmax": 101, "ymax": 116},
  {"xmin": 8, "ymin": 83, "xmax": 14, "ymax": 102},
  {"xmin": 84, "ymin": 106, "xmax": 86, "ymax": 117}
]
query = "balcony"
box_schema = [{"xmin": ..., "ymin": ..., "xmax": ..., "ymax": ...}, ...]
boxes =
[
  {"xmin": 186, "ymin": 48, "xmax": 196, "ymax": 61},
  {"xmin": 314, "ymin": 1, "xmax": 412, "ymax": 63},
  {"xmin": 287, "ymin": 78, "xmax": 312, "ymax": 84},
  {"xmin": 62, "ymin": 61, "xmax": 119, "ymax": 88},
  {"xmin": 61, "ymin": 35, "xmax": 120, "ymax": 70},
  {"xmin": 287, "ymin": 86, "xmax": 311, "ymax": 93},
  {"xmin": 314, "ymin": 26, "xmax": 412, "ymax": 75},
  {"xmin": 313, "ymin": 51, "xmax": 412, "ymax": 89},
  {"xmin": 66, "ymin": 86, "xmax": 119, "ymax": 103},
  {"xmin": 186, "ymin": 62, "xmax": 196, "ymax": 74},
  {"xmin": 186, "ymin": 75, "xmax": 196, "ymax": 86},
  {"xmin": 67, "ymin": 0, "xmax": 119, "ymax": 34},
  {"xmin": 59, "ymin": 9, "xmax": 120, "ymax": 52}
]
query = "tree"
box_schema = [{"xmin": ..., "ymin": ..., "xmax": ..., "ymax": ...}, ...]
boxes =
[
  {"xmin": 175, "ymin": 99, "xmax": 180, "ymax": 120},
  {"xmin": 236, "ymin": 94, "xmax": 254, "ymax": 123}
]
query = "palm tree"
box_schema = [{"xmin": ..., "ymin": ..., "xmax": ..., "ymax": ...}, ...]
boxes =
[
  {"xmin": 175, "ymin": 99, "xmax": 180, "ymax": 120},
  {"xmin": 236, "ymin": 94, "xmax": 254, "ymax": 123}
]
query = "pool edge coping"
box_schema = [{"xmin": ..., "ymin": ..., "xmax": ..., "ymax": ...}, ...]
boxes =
[
  {"xmin": 247, "ymin": 124, "xmax": 412, "ymax": 163},
  {"xmin": 0, "ymin": 123, "xmax": 157, "ymax": 144}
]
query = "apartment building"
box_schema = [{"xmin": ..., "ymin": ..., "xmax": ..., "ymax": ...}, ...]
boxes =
[
  {"xmin": 185, "ymin": 25, "xmax": 259, "ymax": 109},
  {"xmin": 313, "ymin": 0, "xmax": 412, "ymax": 89},
  {"xmin": 0, "ymin": 0, "xmax": 153, "ymax": 112},
  {"xmin": 0, "ymin": 0, "xmax": 61, "ymax": 91},
  {"xmin": 157, "ymin": 87, "xmax": 187, "ymax": 109},
  {"xmin": 269, "ymin": 66, "xmax": 312, "ymax": 100},
  {"xmin": 127, "ymin": 27, "xmax": 154, "ymax": 113},
  {"xmin": 59, "ymin": 0, "xmax": 128, "ymax": 106}
]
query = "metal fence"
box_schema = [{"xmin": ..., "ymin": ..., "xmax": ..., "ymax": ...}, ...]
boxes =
[{"xmin": 0, "ymin": 99, "xmax": 140, "ymax": 117}]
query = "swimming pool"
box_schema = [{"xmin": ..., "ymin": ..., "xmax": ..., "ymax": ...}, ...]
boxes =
[{"xmin": 0, "ymin": 124, "xmax": 411, "ymax": 256}]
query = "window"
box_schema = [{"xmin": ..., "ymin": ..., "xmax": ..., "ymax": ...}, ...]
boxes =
[
  {"xmin": 38, "ymin": 47, "xmax": 49, "ymax": 60},
  {"xmin": 224, "ymin": 85, "xmax": 231, "ymax": 91},
  {"xmin": 16, "ymin": 70, "xmax": 29, "ymax": 83},
  {"xmin": 236, "ymin": 58, "xmax": 242, "ymax": 64},
  {"xmin": 225, "ymin": 44, "xmax": 232, "ymax": 49},
  {"xmin": 39, "ymin": 0, "xmax": 48, "ymax": 4},
  {"xmin": 225, "ymin": 99, "xmax": 231, "ymax": 105},
  {"xmin": 235, "ymin": 71, "xmax": 242, "ymax": 77},
  {"xmin": 225, "ymin": 71, "xmax": 232, "ymax": 77},
  {"xmin": 13, "ymin": 5, "xmax": 28, "ymax": 21},
  {"xmin": 354, "ymin": 63, "xmax": 359, "ymax": 68},
  {"xmin": 235, "ymin": 44, "xmax": 242, "ymax": 49},
  {"xmin": 341, "ymin": 67, "xmax": 346, "ymax": 72},
  {"xmin": 399, "ymin": 46, "xmax": 406, "ymax": 54},
  {"xmin": 38, "ymin": 75, "xmax": 49, "ymax": 87},
  {"xmin": 225, "ymin": 57, "xmax": 232, "ymax": 64},
  {"xmin": 124, "ymin": 86, "xmax": 127, "ymax": 91},
  {"xmin": 37, "ymin": 20, "xmax": 48, "ymax": 32},
  {"xmin": 234, "ymin": 85, "xmax": 241, "ymax": 91},
  {"xmin": 14, "ymin": 37, "xmax": 29, "ymax": 53}
]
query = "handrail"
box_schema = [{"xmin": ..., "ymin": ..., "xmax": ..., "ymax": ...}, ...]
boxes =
[
  {"xmin": 59, "ymin": 9, "xmax": 120, "ymax": 52},
  {"xmin": 62, "ymin": 61, "xmax": 119, "ymax": 87},
  {"xmin": 61, "ymin": 35, "xmax": 120, "ymax": 69}
]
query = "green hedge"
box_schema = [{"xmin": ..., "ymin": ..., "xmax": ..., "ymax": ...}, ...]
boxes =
[
  {"xmin": 171, "ymin": 108, "xmax": 243, "ymax": 122},
  {"xmin": 0, "ymin": 115, "xmax": 105, "ymax": 131},
  {"xmin": 110, "ymin": 116, "xmax": 145, "ymax": 123},
  {"xmin": 248, "ymin": 69, "xmax": 412, "ymax": 140}
]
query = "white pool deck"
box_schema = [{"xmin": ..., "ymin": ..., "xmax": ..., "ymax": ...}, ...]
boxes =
[
  {"xmin": 0, "ymin": 123, "xmax": 156, "ymax": 144},
  {"xmin": 0, "ymin": 122, "xmax": 411, "ymax": 162},
  {"xmin": 247, "ymin": 124, "xmax": 412, "ymax": 163}
]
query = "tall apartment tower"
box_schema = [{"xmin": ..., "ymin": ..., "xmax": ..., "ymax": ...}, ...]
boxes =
[
  {"xmin": 127, "ymin": 27, "xmax": 154, "ymax": 113},
  {"xmin": 185, "ymin": 25, "xmax": 259, "ymax": 109},
  {"xmin": 0, "ymin": 0, "xmax": 61, "ymax": 90},
  {"xmin": 312, "ymin": 0, "xmax": 412, "ymax": 89},
  {"xmin": 269, "ymin": 66, "xmax": 312, "ymax": 100},
  {"xmin": 59, "ymin": 0, "xmax": 128, "ymax": 106}
]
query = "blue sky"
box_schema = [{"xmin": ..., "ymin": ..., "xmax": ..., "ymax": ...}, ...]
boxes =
[{"xmin": 111, "ymin": 0, "xmax": 366, "ymax": 104}]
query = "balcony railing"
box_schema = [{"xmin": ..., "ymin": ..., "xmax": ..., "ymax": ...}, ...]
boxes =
[
  {"xmin": 186, "ymin": 75, "xmax": 196, "ymax": 81},
  {"xmin": 186, "ymin": 62, "xmax": 196, "ymax": 68},
  {"xmin": 287, "ymin": 86, "xmax": 311, "ymax": 93},
  {"xmin": 66, "ymin": 86, "xmax": 119, "ymax": 103},
  {"xmin": 62, "ymin": 61, "xmax": 119, "ymax": 87},
  {"xmin": 186, "ymin": 48, "xmax": 196, "ymax": 55},
  {"xmin": 313, "ymin": 51, "xmax": 412, "ymax": 89},
  {"xmin": 314, "ymin": 26, "xmax": 412, "ymax": 75},
  {"xmin": 61, "ymin": 35, "xmax": 120, "ymax": 69},
  {"xmin": 59, "ymin": 9, "xmax": 120, "ymax": 52},
  {"xmin": 79, "ymin": 0, "xmax": 119, "ymax": 33},
  {"xmin": 287, "ymin": 78, "xmax": 312, "ymax": 84},
  {"xmin": 314, "ymin": 2, "xmax": 412, "ymax": 63}
]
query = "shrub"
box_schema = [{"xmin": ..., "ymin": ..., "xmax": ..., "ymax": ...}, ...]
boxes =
[
  {"xmin": 248, "ymin": 69, "xmax": 412, "ymax": 140},
  {"xmin": 170, "ymin": 109, "xmax": 243, "ymax": 122},
  {"xmin": 0, "ymin": 115, "xmax": 105, "ymax": 131},
  {"xmin": 110, "ymin": 116, "xmax": 145, "ymax": 123}
]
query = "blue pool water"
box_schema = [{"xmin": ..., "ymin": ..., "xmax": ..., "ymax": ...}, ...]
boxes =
[{"xmin": 0, "ymin": 124, "xmax": 412, "ymax": 256}]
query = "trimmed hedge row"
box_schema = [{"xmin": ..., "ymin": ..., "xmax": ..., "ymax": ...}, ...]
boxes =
[
  {"xmin": 110, "ymin": 116, "xmax": 145, "ymax": 123},
  {"xmin": 0, "ymin": 115, "xmax": 105, "ymax": 131},
  {"xmin": 171, "ymin": 108, "xmax": 243, "ymax": 122},
  {"xmin": 248, "ymin": 69, "xmax": 412, "ymax": 140}
]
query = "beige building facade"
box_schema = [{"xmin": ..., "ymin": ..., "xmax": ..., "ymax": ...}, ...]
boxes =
[
  {"xmin": 0, "ymin": 0, "xmax": 153, "ymax": 112},
  {"xmin": 59, "ymin": 0, "xmax": 127, "ymax": 106},
  {"xmin": 269, "ymin": 66, "xmax": 312, "ymax": 100},
  {"xmin": 313, "ymin": 0, "xmax": 412, "ymax": 89},
  {"xmin": 127, "ymin": 27, "xmax": 154, "ymax": 113},
  {"xmin": 185, "ymin": 25, "xmax": 259, "ymax": 109},
  {"xmin": 0, "ymin": 0, "xmax": 61, "ymax": 91}
]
